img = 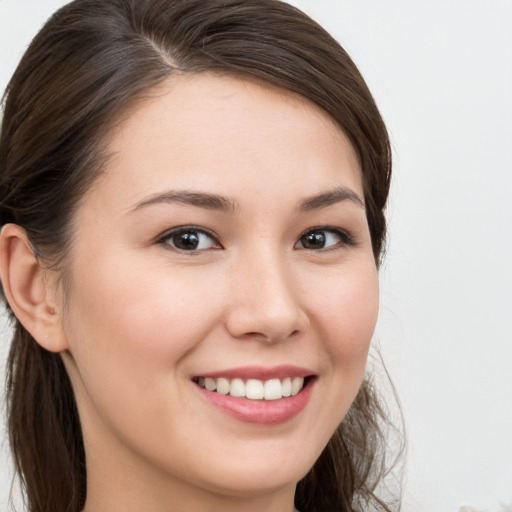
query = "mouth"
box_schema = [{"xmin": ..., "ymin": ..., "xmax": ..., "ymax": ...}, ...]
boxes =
[
  {"xmin": 191, "ymin": 366, "xmax": 316, "ymax": 424},
  {"xmin": 192, "ymin": 375, "xmax": 310, "ymax": 401}
]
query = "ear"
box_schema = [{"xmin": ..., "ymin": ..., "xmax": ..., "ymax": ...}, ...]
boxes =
[{"xmin": 0, "ymin": 223, "xmax": 68, "ymax": 352}]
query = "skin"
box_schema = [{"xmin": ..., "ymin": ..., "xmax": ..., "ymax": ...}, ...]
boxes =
[{"xmin": 1, "ymin": 74, "xmax": 379, "ymax": 512}]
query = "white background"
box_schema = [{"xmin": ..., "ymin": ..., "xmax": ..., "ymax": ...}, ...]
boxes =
[{"xmin": 1, "ymin": 1, "xmax": 511, "ymax": 511}]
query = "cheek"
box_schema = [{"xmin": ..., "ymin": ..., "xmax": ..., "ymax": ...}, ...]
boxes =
[
  {"xmin": 61, "ymin": 259, "xmax": 227, "ymax": 456},
  {"xmin": 311, "ymin": 261, "xmax": 379, "ymax": 373},
  {"xmin": 62, "ymin": 255, "xmax": 220, "ymax": 410},
  {"xmin": 67, "ymin": 252, "xmax": 215, "ymax": 349}
]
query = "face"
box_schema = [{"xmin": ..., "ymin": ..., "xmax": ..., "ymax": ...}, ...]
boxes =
[{"xmin": 58, "ymin": 74, "xmax": 379, "ymax": 507}]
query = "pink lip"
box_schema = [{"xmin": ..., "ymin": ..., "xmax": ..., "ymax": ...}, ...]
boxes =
[
  {"xmin": 196, "ymin": 365, "xmax": 314, "ymax": 381},
  {"xmin": 192, "ymin": 366, "xmax": 316, "ymax": 425}
]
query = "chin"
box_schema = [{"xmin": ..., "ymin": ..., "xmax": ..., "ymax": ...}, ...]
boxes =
[
  {"xmin": 196, "ymin": 467, "xmax": 305, "ymax": 499},
  {"xmin": 187, "ymin": 442, "xmax": 318, "ymax": 498}
]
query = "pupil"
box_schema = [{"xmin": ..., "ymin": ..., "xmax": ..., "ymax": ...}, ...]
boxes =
[
  {"xmin": 174, "ymin": 232, "xmax": 199, "ymax": 250},
  {"xmin": 302, "ymin": 232, "xmax": 325, "ymax": 249}
]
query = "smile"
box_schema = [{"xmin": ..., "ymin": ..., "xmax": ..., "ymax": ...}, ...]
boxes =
[
  {"xmin": 194, "ymin": 376, "xmax": 305, "ymax": 400},
  {"xmin": 191, "ymin": 366, "xmax": 315, "ymax": 425}
]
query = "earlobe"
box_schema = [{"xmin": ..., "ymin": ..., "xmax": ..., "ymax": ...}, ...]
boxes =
[{"xmin": 0, "ymin": 223, "xmax": 68, "ymax": 352}]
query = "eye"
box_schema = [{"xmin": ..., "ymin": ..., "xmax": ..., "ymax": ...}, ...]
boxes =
[
  {"xmin": 295, "ymin": 227, "xmax": 352, "ymax": 250},
  {"xmin": 158, "ymin": 227, "xmax": 220, "ymax": 252}
]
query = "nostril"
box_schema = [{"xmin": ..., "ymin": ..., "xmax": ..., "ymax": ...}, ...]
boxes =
[{"xmin": 224, "ymin": 293, "xmax": 309, "ymax": 342}]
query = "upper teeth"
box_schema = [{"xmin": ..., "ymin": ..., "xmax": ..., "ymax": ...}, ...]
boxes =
[{"xmin": 196, "ymin": 377, "xmax": 305, "ymax": 400}]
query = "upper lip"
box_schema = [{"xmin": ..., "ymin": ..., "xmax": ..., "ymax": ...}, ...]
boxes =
[{"xmin": 194, "ymin": 365, "xmax": 314, "ymax": 381}]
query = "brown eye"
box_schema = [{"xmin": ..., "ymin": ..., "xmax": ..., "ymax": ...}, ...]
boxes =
[
  {"xmin": 299, "ymin": 231, "xmax": 327, "ymax": 249},
  {"xmin": 161, "ymin": 227, "xmax": 219, "ymax": 251},
  {"xmin": 295, "ymin": 228, "xmax": 351, "ymax": 250}
]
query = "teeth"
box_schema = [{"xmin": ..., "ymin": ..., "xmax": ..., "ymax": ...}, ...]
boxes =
[
  {"xmin": 246, "ymin": 379, "xmax": 264, "ymax": 399},
  {"xmin": 204, "ymin": 377, "xmax": 216, "ymax": 391},
  {"xmin": 291, "ymin": 376, "xmax": 303, "ymax": 396},
  {"xmin": 216, "ymin": 377, "xmax": 230, "ymax": 395},
  {"xmin": 264, "ymin": 379, "xmax": 282, "ymax": 400},
  {"xmin": 196, "ymin": 376, "xmax": 305, "ymax": 400},
  {"xmin": 282, "ymin": 377, "xmax": 292, "ymax": 397},
  {"xmin": 230, "ymin": 378, "xmax": 245, "ymax": 398}
]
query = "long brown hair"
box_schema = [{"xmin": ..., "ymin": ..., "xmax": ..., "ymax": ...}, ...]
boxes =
[{"xmin": 0, "ymin": 1, "xmax": 401, "ymax": 511}]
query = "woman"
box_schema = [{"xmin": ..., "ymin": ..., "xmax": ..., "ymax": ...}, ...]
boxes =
[{"xmin": 0, "ymin": 1, "xmax": 400, "ymax": 511}]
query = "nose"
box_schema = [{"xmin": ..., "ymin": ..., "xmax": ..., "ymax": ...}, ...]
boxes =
[{"xmin": 224, "ymin": 249, "xmax": 309, "ymax": 343}]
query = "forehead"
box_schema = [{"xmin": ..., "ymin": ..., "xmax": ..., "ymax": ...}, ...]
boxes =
[{"xmin": 88, "ymin": 73, "xmax": 362, "ymax": 210}]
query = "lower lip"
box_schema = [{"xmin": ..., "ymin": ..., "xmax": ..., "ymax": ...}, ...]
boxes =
[{"xmin": 194, "ymin": 380, "xmax": 314, "ymax": 425}]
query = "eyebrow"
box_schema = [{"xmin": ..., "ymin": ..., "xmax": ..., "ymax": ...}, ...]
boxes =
[
  {"xmin": 131, "ymin": 190, "xmax": 237, "ymax": 213},
  {"xmin": 130, "ymin": 186, "xmax": 364, "ymax": 214},
  {"xmin": 298, "ymin": 187, "xmax": 365, "ymax": 211}
]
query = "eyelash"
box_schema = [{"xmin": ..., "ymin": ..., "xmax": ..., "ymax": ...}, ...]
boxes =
[
  {"xmin": 295, "ymin": 226, "xmax": 355, "ymax": 251},
  {"xmin": 157, "ymin": 225, "xmax": 222, "ymax": 253},
  {"xmin": 157, "ymin": 225, "xmax": 355, "ymax": 253}
]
